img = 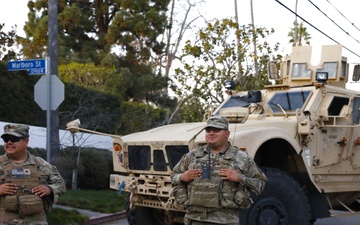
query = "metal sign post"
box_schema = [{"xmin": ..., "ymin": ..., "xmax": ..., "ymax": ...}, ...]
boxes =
[
  {"xmin": 8, "ymin": 57, "xmax": 64, "ymax": 162},
  {"xmin": 46, "ymin": 57, "xmax": 51, "ymax": 162}
]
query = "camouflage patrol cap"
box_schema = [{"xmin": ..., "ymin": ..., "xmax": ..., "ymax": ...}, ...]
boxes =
[
  {"xmin": 205, "ymin": 115, "xmax": 229, "ymax": 130},
  {"xmin": 1, "ymin": 124, "xmax": 30, "ymax": 138}
]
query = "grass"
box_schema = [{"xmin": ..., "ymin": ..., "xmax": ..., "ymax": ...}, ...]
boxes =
[
  {"xmin": 56, "ymin": 189, "xmax": 127, "ymax": 213},
  {"xmin": 44, "ymin": 189, "xmax": 128, "ymax": 225},
  {"xmin": 47, "ymin": 208, "xmax": 88, "ymax": 225}
]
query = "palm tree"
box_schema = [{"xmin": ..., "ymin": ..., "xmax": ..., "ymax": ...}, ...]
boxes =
[{"xmin": 288, "ymin": 21, "xmax": 311, "ymax": 46}]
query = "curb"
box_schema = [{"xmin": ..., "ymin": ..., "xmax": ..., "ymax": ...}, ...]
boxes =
[{"xmin": 85, "ymin": 211, "xmax": 126, "ymax": 225}]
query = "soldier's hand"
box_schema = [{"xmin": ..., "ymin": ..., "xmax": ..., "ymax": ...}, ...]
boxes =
[
  {"xmin": 180, "ymin": 169, "xmax": 202, "ymax": 182},
  {"xmin": 0, "ymin": 183, "xmax": 17, "ymax": 195},
  {"xmin": 32, "ymin": 185, "xmax": 52, "ymax": 197},
  {"xmin": 219, "ymin": 168, "xmax": 240, "ymax": 182}
]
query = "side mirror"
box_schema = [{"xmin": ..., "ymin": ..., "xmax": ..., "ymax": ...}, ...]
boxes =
[
  {"xmin": 219, "ymin": 107, "xmax": 249, "ymax": 124},
  {"xmin": 353, "ymin": 65, "xmax": 360, "ymax": 81},
  {"xmin": 267, "ymin": 61, "xmax": 279, "ymax": 80}
]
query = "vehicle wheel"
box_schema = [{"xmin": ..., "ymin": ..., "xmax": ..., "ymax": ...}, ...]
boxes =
[
  {"xmin": 240, "ymin": 168, "xmax": 310, "ymax": 225},
  {"xmin": 126, "ymin": 196, "xmax": 173, "ymax": 225}
]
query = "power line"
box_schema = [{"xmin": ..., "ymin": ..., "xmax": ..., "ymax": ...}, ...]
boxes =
[
  {"xmin": 274, "ymin": 0, "xmax": 360, "ymax": 59},
  {"xmin": 307, "ymin": 0, "xmax": 360, "ymax": 45},
  {"xmin": 326, "ymin": 0, "xmax": 360, "ymax": 33}
]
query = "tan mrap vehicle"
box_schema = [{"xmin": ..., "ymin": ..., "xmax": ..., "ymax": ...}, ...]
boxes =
[{"xmin": 67, "ymin": 44, "xmax": 360, "ymax": 225}]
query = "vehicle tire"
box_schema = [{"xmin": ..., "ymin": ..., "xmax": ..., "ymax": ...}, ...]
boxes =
[
  {"xmin": 240, "ymin": 168, "xmax": 310, "ymax": 225},
  {"xmin": 126, "ymin": 195, "xmax": 173, "ymax": 225}
]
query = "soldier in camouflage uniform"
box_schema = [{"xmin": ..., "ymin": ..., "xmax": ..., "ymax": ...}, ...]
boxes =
[
  {"xmin": 0, "ymin": 124, "xmax": 66, "ymax": 225},
  {"xmin": 171, "ymin": 116, "xmax": 267, "ymax": 225}
]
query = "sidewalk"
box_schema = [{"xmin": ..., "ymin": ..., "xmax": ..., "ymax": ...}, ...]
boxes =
[
  {"xmin": 53, "ymin": 205, "xmax": 127, "ymax": 225},
  {"xmin": 54, "ymin": 204, "xmax": 111, "ymax": 219}
]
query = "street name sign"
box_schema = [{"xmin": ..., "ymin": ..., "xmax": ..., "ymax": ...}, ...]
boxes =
[{"xmin": 7, "ymin": 59, "xmax": 47, "ymax": 75}]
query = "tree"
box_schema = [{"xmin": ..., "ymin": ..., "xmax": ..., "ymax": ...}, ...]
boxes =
[
  {"xmin": 155, "ymin": 0, "xmax": 206, "ymax": 123},
  {"xmin": 55, "ymin": 146, "xmax": 113, "ymax": 190},
  {"xmin": 178, "ymin": 97, "xmax": 207, "ymax": 122},
  {"xmin": 62, "ymin": 132, "xmax": 111, "ymax": 190},
  {"xmin": 288, "ymin": 21, "xmax": 311, "ymax": 46},
  {"xmin": 18, "ymin": 0, "xmax": 171, "ymax": 103},
  {"xmin": 118, "ymin": 101, "xmax": 169, "ymax": 134},
  {"xmin": 59, "ymin": 62, "xmax": 124, "ymax": 95},
  {"xmin": 160, "ymin": 0, "xmax": 205, "ymax": 81},
  {"xmin": 0, "ymin": 61, "xmax": 124, "ymax": 132},
  {"xmin": 20, "ymin": 0, "xmax": 169, "ymax": 63},
  {"xmin": 59, "ymin": 83, "xmax": 122, "ymax": 133},
  {"xmin": 105, "ymin": 0, "xmax": 170, "ymax": 63},
  {"xmin": 58, "ymin": 62, "xmax": 174, "ymax": 134},
  {"xmin": 174, "ymin": 18, "xmax": 281, "ymax": 112},
  {"xmin": 0, "ymin": 23, "xmax": 19, "ymax": 61}
]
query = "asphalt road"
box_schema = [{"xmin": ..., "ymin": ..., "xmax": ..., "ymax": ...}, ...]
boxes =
[
  {"xmin": 112, "ymin": 214, "xmax": 360, "ymax": 225},
  {"xmin": 56, "ymin": 205, "xmax": 360, "ymax": 225},
  {"xmin": 314, "ymin": 213, "xmax": 360, "ymax": 225}
]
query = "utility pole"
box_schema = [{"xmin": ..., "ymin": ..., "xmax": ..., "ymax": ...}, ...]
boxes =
[
  {"xmin": 250, "ymin": 0, "xmax": 259, "ymax": 77},
  {"xmin": 48, "ymin": 0, "xmax": 61, "ymax": 162},
  {"xmin": 234, "ymin": 0, "xmax": 243, "ymax": 85},
  {"xmin": 294, "ymin": 0, "xmax": 299, "ymax": 46}
]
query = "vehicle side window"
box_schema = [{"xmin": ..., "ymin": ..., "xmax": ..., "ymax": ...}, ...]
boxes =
[
  {"xmin": 292, "ymin": 63, "xmax": 311, "ymax": 79},
  {"xmin": 353, "ymin": 97, "xmax": 360, "ymax": 124},
  {"xmin": 328, "ymin": 96, "xmax": 349, "ymax": 116},
  {"xmin": 268, "ymin": 90, "xmax": 311, "ymax": 113}
]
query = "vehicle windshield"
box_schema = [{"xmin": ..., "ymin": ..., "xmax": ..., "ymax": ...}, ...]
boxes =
[
  {"xmin": 215, "ymin": 91, "xmax": 260, "ymax": 115},
  {"xmin": 215, "ymin": 90, "xmax": 311, "ymax": 115},
  {"xmin": 268, "ymin": 90, "xmax": 311, "ymax": 113},
  {"xmin": 219, "ymin": 95, "xmax": 251, "ymax": 109}
]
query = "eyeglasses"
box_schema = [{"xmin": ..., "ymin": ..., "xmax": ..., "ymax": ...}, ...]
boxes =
[
  {"xmin": 205, "ymin": 127, "xmax": 224, "ymax": 133},
  {"xmin": 2, "ymin": 136, "xmax": 23, "ymax": 143}
]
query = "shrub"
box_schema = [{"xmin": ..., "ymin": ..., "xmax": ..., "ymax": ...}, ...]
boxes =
[{"xmin": 0, "ymin": 146, "xmax": 114, "ymax": 190}]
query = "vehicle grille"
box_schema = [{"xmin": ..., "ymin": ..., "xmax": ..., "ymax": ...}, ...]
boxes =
[
  {"xmin": 128, "ymin": 146, "xmax": 151, "ymax": 170},
  {"xmin": 166, "ymin": 145, "xmax": 189, "ymax": 170},
  {"xmin": 128, "ymin": 145, "xmax": 189, "ymax": 171}
]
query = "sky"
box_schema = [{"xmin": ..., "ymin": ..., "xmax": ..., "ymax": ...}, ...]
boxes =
[
  {"xmin": 0, "ymin": 0, "xmax": 360, "ymax": 90},
  {"xmin": 202, "ymin": 0, "xmax": 360, "ymax": 90},
  {"xmin": 203, "ymin": 0, "xmax": 360, "ymax": 63}
]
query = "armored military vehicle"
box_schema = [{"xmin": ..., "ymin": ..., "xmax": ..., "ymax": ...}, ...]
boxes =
[{"xmin": 67, "ymin": 45, "xmax": 360, "ymax": 225}]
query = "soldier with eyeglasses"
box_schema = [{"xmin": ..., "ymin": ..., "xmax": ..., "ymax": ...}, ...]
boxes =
[
  {"xmin": 171, "ymin": 115, "xmax": 267, "ymax": 225},
  {"xmin": 0, "ymin": 124, "xmax": 66, "ymax": 225}
]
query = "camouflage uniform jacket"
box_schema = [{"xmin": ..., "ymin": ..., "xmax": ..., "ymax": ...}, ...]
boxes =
[
  {"xmin": 0, "ymin": 152, "xmax": 66, "ymax": 225},
  {"xmin": 171, "ymin": 143, "xmax": 267, "ymax": 224}
]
